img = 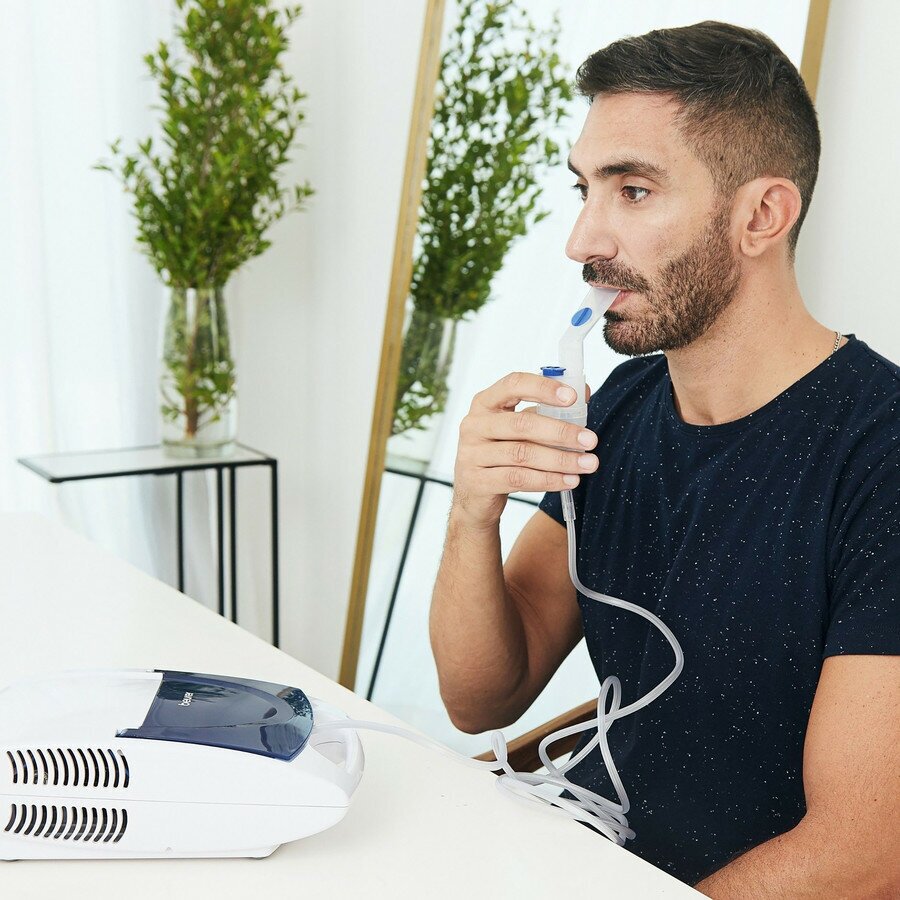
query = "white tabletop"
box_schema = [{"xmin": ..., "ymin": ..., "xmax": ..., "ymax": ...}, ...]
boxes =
[{"xmin": 0, "ymin": 513, "xmax": 699, "ymax": 899}]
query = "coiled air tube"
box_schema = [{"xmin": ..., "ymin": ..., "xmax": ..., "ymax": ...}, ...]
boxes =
[{"xmin": 315, "ymin": 489, "xmax": 684, "ymax": 845}]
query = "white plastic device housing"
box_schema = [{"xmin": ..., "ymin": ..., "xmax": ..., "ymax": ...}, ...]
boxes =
[
  {"xmin": 538, "ymin": 286, "xmax": 619, "ymax": 428},
  {"xmin": 0, "ymin": 669, "xmax": 363, "ymax": 860}
]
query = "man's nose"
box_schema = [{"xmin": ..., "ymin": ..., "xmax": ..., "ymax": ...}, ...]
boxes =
[{"xmin": 565, "ymin": 203, "xmax": 617, "ymax": 264}]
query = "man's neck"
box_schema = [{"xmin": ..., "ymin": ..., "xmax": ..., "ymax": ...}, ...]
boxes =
[{"xmin": 665, "ymin": 272, "xmax": 842, "ymax": 426}]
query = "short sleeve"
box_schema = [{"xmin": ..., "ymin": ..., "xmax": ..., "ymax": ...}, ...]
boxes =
[
  {"xmin": 537, "ymin": 402, "xmax": 600, "ymax": 531},
  {"xmin": 825, "ymin": 446, "xmax": 900, "ymax": 656},
  {"xmin": 538, "ymin": 476, "xmax": 589, "ymax": 539},
  {"xmin": 538, "ymin": 487, "xmax": 565, "ymax": 526}
]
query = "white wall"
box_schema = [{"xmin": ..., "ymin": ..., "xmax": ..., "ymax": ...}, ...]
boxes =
[
  {"xmin": 0, "ymin": 1, "xmax": 200, "ymax": 599},
  {"xmin": 796, "ymin": 0, "xmax": 900, "ymax": 362},
  {"xmin": 227, "ymin": 0, "xmax": 427, "ymax": 675}
]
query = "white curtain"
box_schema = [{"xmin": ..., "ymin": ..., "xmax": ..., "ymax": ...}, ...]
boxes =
[{"xmin": 0, "ymin": 0, "xmax": 217, "ymax": 606}]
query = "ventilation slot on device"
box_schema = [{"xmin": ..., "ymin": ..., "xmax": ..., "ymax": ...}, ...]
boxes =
[
  {"xmin": 5, "ymin": 748, "xmax": 130, "ymax": 789},
  {"xmin": 4, "ymin": 803, "xmax": 128, "ymax": 843}
]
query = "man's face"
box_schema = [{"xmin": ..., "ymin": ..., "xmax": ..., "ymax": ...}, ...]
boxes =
[{"xmin": 566, "ymin": 92, "xmax": 742, "ymax": 356}]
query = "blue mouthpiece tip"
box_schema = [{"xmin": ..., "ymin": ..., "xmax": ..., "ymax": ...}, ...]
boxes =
[{"xmin": 542, "ymin": 366, "xmax": 566, "ymax": 377}]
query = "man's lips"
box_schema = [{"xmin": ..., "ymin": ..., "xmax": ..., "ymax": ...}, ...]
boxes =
[
  {"xmin": 588, "ymin": 282, "xmax": 633, "ymax": 310},
  {"xmin": 608, "ymin": 290, "xmax": 632, "ymax": 310}
]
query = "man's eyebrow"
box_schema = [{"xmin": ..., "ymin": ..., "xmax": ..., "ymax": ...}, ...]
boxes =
[{"xmin": 567, "ymin": 154, "xmax": 669, "ymax": 185}]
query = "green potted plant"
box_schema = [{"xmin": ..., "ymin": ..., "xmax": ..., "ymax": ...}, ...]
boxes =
[
  {"xmin": 390, "ymin": 0, "xmax": 571, "ymax": 465},
  {"xmin": 96, "ymin": 0, "xmax": 313, "ymax": 457}
]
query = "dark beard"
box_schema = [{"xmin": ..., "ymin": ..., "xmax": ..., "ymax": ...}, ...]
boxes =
[{"xmin": 595, "ymin": 204, "xmax": 742, "ymax": 356}]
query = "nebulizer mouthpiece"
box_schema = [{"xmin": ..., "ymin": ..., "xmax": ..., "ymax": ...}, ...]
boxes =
[{"xmin": 537, "ymin": 286, "xmax": 619, "ymax": 427}]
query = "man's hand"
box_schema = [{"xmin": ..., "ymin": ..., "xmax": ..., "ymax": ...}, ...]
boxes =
[
  {"xmin": 430, "ymin": 372, "xmax": 594, "ymax": 733},
  {"xmin": 452, "ymin": 372, "xmax": 597, "ymax": 530}
]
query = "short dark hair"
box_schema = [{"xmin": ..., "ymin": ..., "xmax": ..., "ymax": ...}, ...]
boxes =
[{"xmin": 575, "ymin": 20, "xmax": 821, "ymax": 259}]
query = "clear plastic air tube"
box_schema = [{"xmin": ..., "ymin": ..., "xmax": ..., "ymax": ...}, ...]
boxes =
[{"xmin": 315, "ymin": 494, "xmax": 684, "ymax": 845}]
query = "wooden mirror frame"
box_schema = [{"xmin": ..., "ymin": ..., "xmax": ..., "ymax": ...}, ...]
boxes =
[{"xmin": 339, "ymin": 0, "xmax": 831, "ymax": 690}]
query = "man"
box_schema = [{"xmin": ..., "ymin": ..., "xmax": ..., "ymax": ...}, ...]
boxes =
[{"xmin": 429, "ymin": 21, "xmax": 900, "ymax": 896}]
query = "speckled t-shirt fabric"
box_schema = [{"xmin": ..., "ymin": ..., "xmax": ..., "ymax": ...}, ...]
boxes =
[{"xmin": 538, "ymin": 333, "xmax": 900, "ymax": 886}]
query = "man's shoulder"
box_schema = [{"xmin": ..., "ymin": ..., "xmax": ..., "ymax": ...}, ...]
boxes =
[
  {"xmin": 839, "ymin": 338, "xmax": 900, "ymax": 430},
  {"xmin": 846, "ymin": 338, "xmax": 900, "ymax": 394},
  {"xmin": 835, "ymin": 337, "xmax": 900, "ymax": 467}
]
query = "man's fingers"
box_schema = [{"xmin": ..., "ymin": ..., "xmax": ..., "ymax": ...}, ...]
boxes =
[
  {"xmin": 473, "ymin": 372, "xmax": 579, "ymax": 412},
  {"xmin": 479, "ymin": 440, "xmax": 599, "ymax": 475},
  {"xmin": 453, "ymin": 372, "xmax": 599, "ymax": 525},
  {"xmin": 474, "ymin": 466, "xmax": 582, "ymax": 494},
  {"xmin": 478, "ymin": 410, "xmax": 597, "ymax": 451},
  {"xmin": 522, "ymin": 382, "xmax": 591, "ymax": 411}
]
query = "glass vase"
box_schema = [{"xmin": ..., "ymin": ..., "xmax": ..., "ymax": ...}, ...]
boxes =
[
  {"xmin": 160, "ymin": 285, "xmax": 237, "ymax": 458},
  {"xmin": 387, "ymin": 305, "xmax": 458, "ymax": 471}
]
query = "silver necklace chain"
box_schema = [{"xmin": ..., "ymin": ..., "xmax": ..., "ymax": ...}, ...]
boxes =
[{"xmin": 831, "ymin": 331, "xmax": 842, "ymax": 356}]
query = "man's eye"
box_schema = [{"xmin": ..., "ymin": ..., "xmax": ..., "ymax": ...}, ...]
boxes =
[
  {"xmin": 622, "ymin": 185, "xmax": 651, "ymax": 204},
  {"xmin": 570, "ymin": 182, "xmax": 588, "ymax": 201}
]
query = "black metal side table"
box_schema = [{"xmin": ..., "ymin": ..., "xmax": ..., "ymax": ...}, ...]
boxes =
[
  {"xmin": 365, "ymin": 455, "xmax": 539, "ymax": 699},
  {"xmin": 17, "ymin": 442, "xmax": 280, "ymax": 646}
]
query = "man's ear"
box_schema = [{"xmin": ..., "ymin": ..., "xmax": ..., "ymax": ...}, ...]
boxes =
[{"xmin": 736, "ymin": 177, "xmax": 802, "ymax": 258}]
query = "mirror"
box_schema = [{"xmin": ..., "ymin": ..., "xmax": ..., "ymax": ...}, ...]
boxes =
[{"xmin": 342, "ymin": 0, "xmax": 830, "ymax": 755}]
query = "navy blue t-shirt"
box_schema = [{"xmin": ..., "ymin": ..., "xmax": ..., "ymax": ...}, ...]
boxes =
[{"xmin": 539, "ymin": 334, "xmax": 900, "ymax": 886}]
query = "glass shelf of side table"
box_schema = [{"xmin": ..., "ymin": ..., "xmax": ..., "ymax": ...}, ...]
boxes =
[{"xmin": 17, "ymin": 442, "xmax": 280, "ymax": 646}]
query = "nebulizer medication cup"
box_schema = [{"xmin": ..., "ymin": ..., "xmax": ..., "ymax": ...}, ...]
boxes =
[{"xmin": 315, "ymin": 287, "xmax": 686, "ymax": 845}]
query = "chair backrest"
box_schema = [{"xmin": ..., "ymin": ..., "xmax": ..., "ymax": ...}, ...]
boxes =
[{"xmin": 473, "ymin": 699, "xmax": 598, "ymax": 773}]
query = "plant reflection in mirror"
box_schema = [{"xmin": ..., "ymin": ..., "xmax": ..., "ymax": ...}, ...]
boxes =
[{"xmin": 393, "ymin": 0, "xmax": 572, "ymax": 438}]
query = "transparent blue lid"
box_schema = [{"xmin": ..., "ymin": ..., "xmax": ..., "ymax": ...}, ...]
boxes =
[{"xmin": 117, "ymin": 670, "xmax": 314, "ymax": 761}]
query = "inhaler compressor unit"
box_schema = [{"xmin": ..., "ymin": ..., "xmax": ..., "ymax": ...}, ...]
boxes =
[{"xmin": 0, "ymin": 669, "xmax": 363, "ymax": 860}]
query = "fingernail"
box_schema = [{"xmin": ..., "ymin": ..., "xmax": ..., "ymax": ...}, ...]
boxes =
[
  {"xmin": 577, "ymin": 430, "xmax": 596, "ymax": 448},
  {"xmin": 577, "ymin": 454, "xmax": 597, "ymax": 470},
  {"xmin": 563, "ymin": 475, "xmax": 579, "ymax": 486},
  {"xmin": 557, "ymin": 387, "xmax": 575, "ymax": 402}
]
